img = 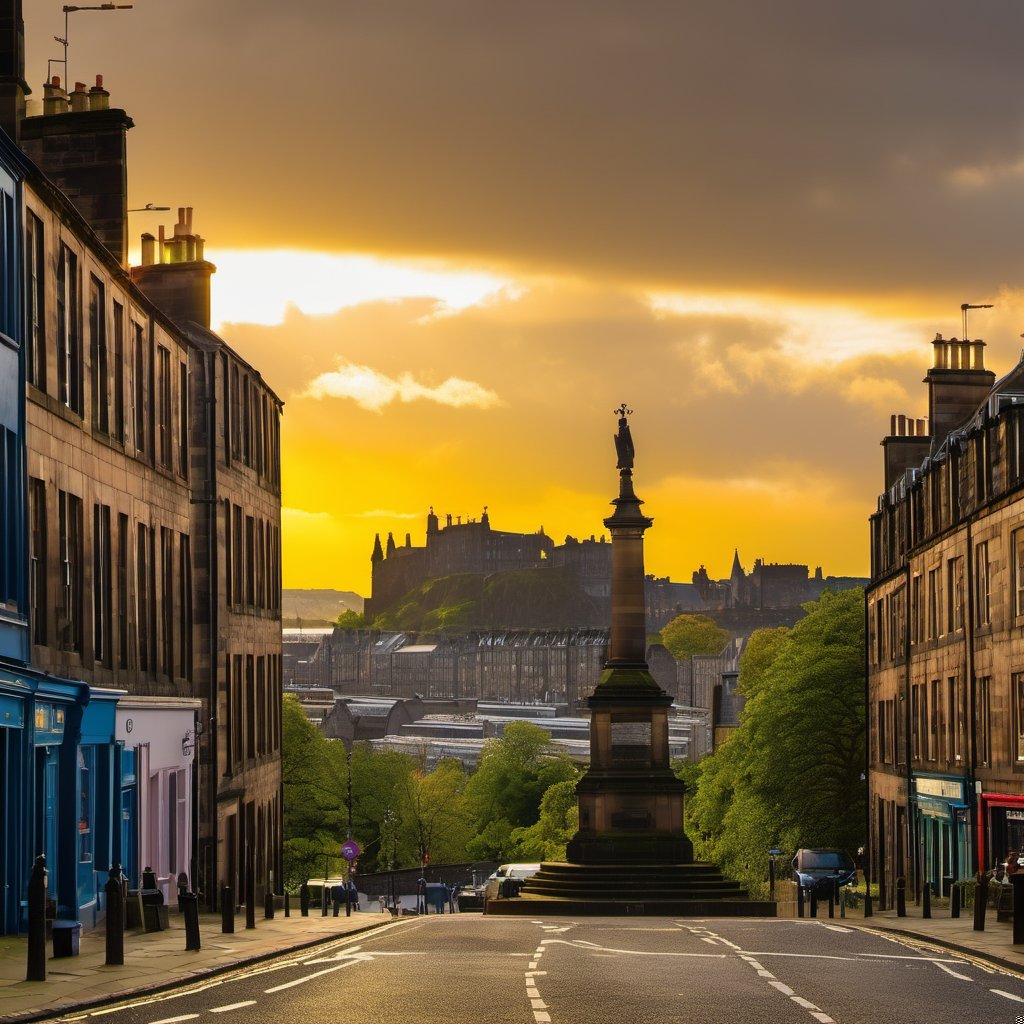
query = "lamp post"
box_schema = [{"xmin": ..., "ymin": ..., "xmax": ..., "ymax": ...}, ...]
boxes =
[
  {"xmin": 53, "ymin": 5, "xmax": 134, "ymax": 88},
  {"xmin": 345, "ymin": 742, "xmax": 353, "ymax": 916}
]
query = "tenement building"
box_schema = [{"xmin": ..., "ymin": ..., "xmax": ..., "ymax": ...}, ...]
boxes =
[
  {"xmin": 0, "ymin": 0, "xmax": 282, "ymax": 930},
  {"xmin": 868, "ymin": 332, "xmax": 1024, "ymax": 907}
]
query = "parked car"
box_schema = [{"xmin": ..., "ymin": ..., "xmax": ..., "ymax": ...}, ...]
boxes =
[
  {"xmin": 791, "ymin": 849, "xmax": 857, "ymax": 894},
  {"xmin": 483, "ymin": 863, "xmax": 541, "ymax": 900}
]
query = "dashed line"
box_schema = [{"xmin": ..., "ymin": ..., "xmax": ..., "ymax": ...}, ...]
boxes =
[
  {"xmin": 209, "ymin": 1002, "xmax": 257, "ymax": 1014},
  {"xmin": 992, "ymin": 988, "xmax": 1024, "ymax": 1003},
  {"xmin": 150, "ymin": 1016, "xmax": 199, "ymax": 1024},
  {"xmin": 263, "ymin": 958, "xmax": 363, "ymax": 993},
  {"xmin": 933, "ymin": 962, "xmax": 973, "ymax": 982},
  {"xmin": 769, "ymin": 981, "xmax": 795, "ymax": 997}
]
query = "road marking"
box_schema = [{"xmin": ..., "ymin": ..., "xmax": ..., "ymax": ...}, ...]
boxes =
[
  {"xmin": 150, "ymin": 1016, "xmax": 200, "ymax": 1024},
  {"xmin": 542, "ymin": 938, "xmax": 726, "ymax": 958},
  {"xmin": 526, "ymin": 987, "xmax": 541, "ymax": 998},
  {"xmin": 534, "ymin": 1014, "xmax": 551, "ymax": 1023},
  {"xmin": 210, "ymin": 1002, "xmax": 257, "ymax": 1014},
  {"xmin": 769, "ymin": 981, "xmax": 795, "ymax": 996},
  {"xmin": 264, "ymin": 959, "xmax": 364, "ymax": 993},
  {"xmin": 528, "ymin": 961, "xmax": 538, "ymax": 969},
  {"xmin": 992, "ymin": 989, "xmax": 1024, "ymax": 1002},
  {"xmin": 526, "ymin": 971, "xmax": 547, "ymax": 977},
  {"xmin": 530, "ymin": 998, "xmax": 547, "ymax": 1010},
  {"xmin": 933, "ymin": 962, "xmax": 973, "ymax": 982}
]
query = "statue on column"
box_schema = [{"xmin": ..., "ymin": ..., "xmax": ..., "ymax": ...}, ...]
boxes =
[{"xmin": 614, "ymin": 404, "xmax": 634, "ymax": 471}]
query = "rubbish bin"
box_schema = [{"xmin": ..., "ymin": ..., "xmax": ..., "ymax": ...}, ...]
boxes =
[{"xmin": 52, "ymin": 920, "xmax": 81, "ymax": 958}]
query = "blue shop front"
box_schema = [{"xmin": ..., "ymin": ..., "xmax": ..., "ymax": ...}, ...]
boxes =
[
  {"xmin": 0, "ymin": 666, "xmax": 123, "ymax": 935},
  {"xmin": 911, "ymin": 772, "xmax": 971, "ymax": 895}
]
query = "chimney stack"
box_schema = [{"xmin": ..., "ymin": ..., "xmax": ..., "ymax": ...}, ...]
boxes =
[
  {"xmin": 925, "ymin": 332, "xmax": 994, "ymax": 450},
  {"xmin": 20, "ymin": 72, "xmax": 134, "ymax": 265},
  {"xmin": 0, "ymin": 0, "xmax": 30, "ymax": 142},
  {"xmin": 131, "ymin": 207, "xmax": 216, "ymax": 329}
]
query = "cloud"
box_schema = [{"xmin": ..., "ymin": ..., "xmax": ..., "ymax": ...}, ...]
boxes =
[
  {"xmin": 343, "ymin": 509, "xmax": 420, "ymax": 520},
  {"xmin": 301, "ymin": 361, "xmax": 502, "ymax": 412},
  {"xmin": 282, "ymin": 507, "xmax": 333, "ymax": 522}
]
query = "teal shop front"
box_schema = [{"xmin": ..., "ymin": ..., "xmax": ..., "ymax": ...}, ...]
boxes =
[{"xmin": 912, "ymin": 773, "xmax": 970, "ymax": 896}]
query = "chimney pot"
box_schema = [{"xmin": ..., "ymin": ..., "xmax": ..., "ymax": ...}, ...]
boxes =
[
  {"xmin": 95, "ymin": 74, "xmax": 103, "ymax": 88},
  {"xmin": 890, "ymin": 414, "xmax": 897, "ymax": 435}
]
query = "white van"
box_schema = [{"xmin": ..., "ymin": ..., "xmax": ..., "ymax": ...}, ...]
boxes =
[{"xmin": 483, "ymin": 863, "xmax": 541, "ymax": 900}]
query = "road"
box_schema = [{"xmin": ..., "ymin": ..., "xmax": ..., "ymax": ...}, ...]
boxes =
[{"xmin": 48, "ymin": 916, "xmax": 1024, "ymax": 1024}]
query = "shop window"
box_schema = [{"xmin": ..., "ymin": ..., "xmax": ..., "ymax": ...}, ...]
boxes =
[{"xmin": 78, "ymin": 746, "xmax": 94, "ymax": 865}]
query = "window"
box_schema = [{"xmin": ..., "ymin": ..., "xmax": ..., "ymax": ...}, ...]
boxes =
[
  {"xmin": 0, "ymin": 430, "xmax": 19, "ymax": 606},
  {"xmin": 161, "ymin": 527, "xmax": 173, "ymax": 677},
  {"xmin": 178, "ymin": 360, "xmax": 189, "ymax": 477},
  {"xmin": 947, "ymin": 556, "xmax": 964, "ymax": 632},
  {"xmin": 930, "ymin": 678, "xmax": 941, "ymax": 762},
  {"xmin": 1015, "ymin": 530, "xmax": 1024, "ymax": 621},
  {"xmin": 78, "ymin": 746, "xmax": 94, "ymax": 865},
  {"xmin": 978, "ymin": 676, "xmax": 991, "ymax": 768},
  {"xmin": 132, "ymin": 322, "xmax": 147, "ymax": 455},
  {"xmin": 975, "ymin": 431, "xmax": 991, "ymax": 504},
  {"xmin": 58, "ymin": 490, "xmax": 83, "ymax": 652},
  {"xmin": 113, "ymin": 302, "xmax": 125, "ymax": 442},
  {"xmin": 911, "ymin": 574, "xmax": 923, "ymax": 645},
  {"xmin": 230, "ymin": 363, "xmax": 241, "ymax": 461},
  {"xmin": 117, "ymin": 513, "xmax": 129, "ymax": 668},
  {"xmin": 157, "ymin": 345, "xmax": 171, "ymax": 468},
  {"xmin": 257, "ymin": 656, "xmax": 266, "ymax": 756},
  {"xmin": 231, "ymin": 653, "xmax": 243, "ymax": 769},
  {"xmin": 975, "ymin": 541, "xmax": 991, "ymax": 627},
  {"xmin": 927, "ymin": 567, "xmax": 940, "ymax": 639},
  {"xmin": 1014, "ymin": 673, "xmax": 1024, "ymax": 764},
  {"xmin": 137, "ymin": 524, "xmax": 153, "ymax": 672},
  {"xmin": 57, "ymin": 246, "xmax": 81, "ymax": 412},
  {"xmin": 26, "ymin": 213, "xmax": 46, "ymax": 391},
  {"xmin": 0, "ymin": 187, "xmax": 14, "ymax": 339},
  {"xmin": 245, "ymin": 654, "xmax": 255, "ymax": 759},
  {"xmin": 178, "ymin": 533, "xmax": 192, "ymax": 681},
  {"xmin": 948, "ymin": 676, "xmax": 961, "ymax": 763},
  {"xmin": 29, "ymin": 478, "xmax": 46, "ymax": 645},
  {"xmin": 92, "ymin": 504, "xmax": 111, "ymax": 666},
  {"xmin": 245, "ymin": 515, "xmax": 255, "ymax": 606},
  {"xmin": 89, "ymin": 276, "xmax": 108, "ymax": 433},
  {"xmin": 232, "ymin": 505, "xmax": 243, "ymax": 605}
]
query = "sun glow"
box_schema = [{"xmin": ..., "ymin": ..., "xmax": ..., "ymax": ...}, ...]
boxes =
[{"xmin": 125, "ymin": 248, "xmax": 515, "ymax": 330}]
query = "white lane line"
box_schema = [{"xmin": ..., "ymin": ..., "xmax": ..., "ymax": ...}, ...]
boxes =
[
  {"xmin": 821, "ymin": 925, "xmax": 850, "ymax": 933},
  {"xmin": 264, "ymin": 959, "xmax": 363, "ymax": 993},
  {"xmin": 534, "ymin": 1014, "xmax": 551, "ymax": 1023},
  {"xmin": 526, "ymin": 987, "xmax": 541, "ymax": 998},
  {"xmin": 811, "ymin": 1014, "xmax": 835, "ymax": 1024},
  {"xmin": 701, "ymin": 937, "xmax": 718, "ymax": 945},
  {"xmin": 769, "ymin": 981, "xmax": 795, "ymax": 997},
  {"xmin": 530, "ymin": 998, "xmax": 547, "ymax": 1010},
  {"xmin": 210, "ymin": 1002, "xmax": 257, "ymax": 1014},
  {"xmin": 933, "ymin": 962, "xmax": 973, "ymax": 982},
  {"xmin": 150, "ymin": 1016, "xmax": 200, "ymax": 1024},
  {"xmin": 992, "ymin": 989, "xmax": 1024, "ymax": 1003},
  {"xmin": 528, "ymin": 961, "xmax": 538, "ymax": 969},
  {"xmin": 526, "ymin": 971, "xmax": 547, "ymax": 977}
]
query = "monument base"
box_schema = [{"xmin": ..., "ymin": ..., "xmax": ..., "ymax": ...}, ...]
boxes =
[{"xmin": 485, "ymin": 861, "xmax": 776, "ymax": 917}]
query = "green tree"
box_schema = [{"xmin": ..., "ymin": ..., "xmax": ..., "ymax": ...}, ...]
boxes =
[
  {"xmin": 398, "ymin": 758, "xmax": 473, "ymax": 865},
  {"xmin": 464, "ymin": 721, "xmax": 578, "ymax": 859},
  {"xmin": 686, "ymin": 589, "xmax": 866, "ymax": 895},
  {"xmin": 509, "ymin": 777, "xmax": 580, "ymax": 861},
  {"xmin": 660, "ymin": 614, "xmax": 730, "ymax": 659},
  {"xmin": 335, "ymin": 609, "xmax": 367, "ymax": 629},
  {"xmin": 281, "ymin": 694, "xmax": 349, "ymax": 887}
]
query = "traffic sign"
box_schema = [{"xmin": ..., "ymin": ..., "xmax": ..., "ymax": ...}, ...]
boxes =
[{"xmin": 341, "ymin": 839, "xmax": 361, "ymax": 861}]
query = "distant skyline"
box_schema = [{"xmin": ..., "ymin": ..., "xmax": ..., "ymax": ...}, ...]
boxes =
[{"xmin": 24, "ymin": 1, "xmax": 1024, "ymax": 592}]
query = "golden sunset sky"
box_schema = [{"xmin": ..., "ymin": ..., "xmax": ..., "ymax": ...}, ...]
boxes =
[{"xmin": 25, "ymin": 1, "xmax": 1024, "ymax": 594}]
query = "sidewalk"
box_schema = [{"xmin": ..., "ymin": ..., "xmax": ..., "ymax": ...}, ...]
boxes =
[
  {"xmin": 815, "ymin": 899, "xmax": 1024, "ymax": 974},
  {"xmin": 0, "ymin": 906, "xmax": 397, "ymax": 1023}
]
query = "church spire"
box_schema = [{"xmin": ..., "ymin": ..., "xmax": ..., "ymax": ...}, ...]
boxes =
[{"xmin": 370, "ymin": 533, "xmax": 384, "ymax": 564}]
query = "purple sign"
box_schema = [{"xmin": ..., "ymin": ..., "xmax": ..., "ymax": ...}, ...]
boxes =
[{"xmin": 341, "ymin": 840, "xmax": 361, "ymax": 861}]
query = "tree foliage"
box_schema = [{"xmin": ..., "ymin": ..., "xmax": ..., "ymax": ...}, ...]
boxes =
[
  {"xmin": 660, "ymin": 613, "xmax": 730, "ymax": 660},
  {"xmin": 686, "ymin": 589, "xmax": 866, "ymax": 896},
  {"xmin": 335, "ymin": 609, "xmax": 367, "ymax": 629}
]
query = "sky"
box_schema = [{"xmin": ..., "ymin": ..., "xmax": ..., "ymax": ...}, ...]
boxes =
[{"xmin": 23, "ymin": 1, "xmax": 1024, "ymax": 594}]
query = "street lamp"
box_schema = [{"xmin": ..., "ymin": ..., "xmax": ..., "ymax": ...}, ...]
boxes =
[{"xmin": 52, "ymin": 5, "xmax": 133, "ymax": 89}]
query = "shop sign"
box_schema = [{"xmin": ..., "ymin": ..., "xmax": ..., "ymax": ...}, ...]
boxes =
[
  {"xmin": 1006, "ymin": 810, "xmax": 1024, "ymax": 822},
  {"xmin": 914, "ymin": 777, "xmax": 965, "ymax": 802}
]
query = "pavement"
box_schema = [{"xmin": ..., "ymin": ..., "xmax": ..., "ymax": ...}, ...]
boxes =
[
  {"xmin": 3, "ymin": 897, "xmax": 1024, "ymax": 1022},
  {"xmin": 0, "ymin": 905, "xmax": 397, "ymax": 1023}
]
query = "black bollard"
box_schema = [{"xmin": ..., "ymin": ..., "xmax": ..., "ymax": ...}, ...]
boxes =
[
  {"xmin": 974, "ymin": 872, "xmax": 988, "ymax": 932},
  {"xmin": 105, "ymin": 863, "xmax": 125, "ymax": 966},
  {"xmin": 221, "ymin": 884, "xmax": 234, "ymax": 933},
  {"xmin": 264, "ymin": 886, "xmax": 275, "ymax": 920},
  {"xmin": 809, "ymin": 889, "xmax": 818, "ymax": 918},
  {"xmin": 797, "ymin": 884, "xmax": 805, "ymax": 918},
  {"xmin": 300, "ymin": 881, "xmax": 309, "ymax": 917},
  {"xmin": 1012, "ymin": 873, "xmax": 1024, "ymax": 945},
  {"xmin": 321, "ymin": 885, "xmax": 328, "ymax": 917},
  {"xmin": 922, "ymin": 880, "xmax": 932, "ymax": 919},
  {"xmin": 285, "ymin": 891, "xmax": 291, "ymax": 917},
  {"xmin": 26, "ymin": 855, "xmax": 47, "ymax": 982},
  {"xmin": 864, "ymin": 874, "xmax": 873, "ymax": 918},
  {"xmin": 181, "ymin": 891, "xmax": 201, "ymax": 951},
  {"xmin": 828, "ymin": 881, "xmax": 835, "ymax": 919},
  {"xmin": 896, "ymin": 876, "xmax": 906, "ymax": 917},
  {"xmin": 768, "ymin": 858, "xmax": 775, "ymax": 901},
  {"xmin": 840, "ymin": 887, "xmax": 846, "ymax": 919},
  {"xmin": 952, "ymin": 884, "xmax": 961, "ymax": 919}
]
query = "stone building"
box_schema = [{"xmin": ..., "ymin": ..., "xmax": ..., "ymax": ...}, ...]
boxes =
[
  {"xmin": 868, "ymin": 332, "xmax": 1024, "ymax": 907},
  {"xmin": 0, "ymin": 6, "xmax": 282, "ymax": 919}
]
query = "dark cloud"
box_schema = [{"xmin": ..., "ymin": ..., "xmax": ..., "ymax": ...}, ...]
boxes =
[{"xmin": 24, "ymin": 1, "xmax": 1024, "ymax": 297}]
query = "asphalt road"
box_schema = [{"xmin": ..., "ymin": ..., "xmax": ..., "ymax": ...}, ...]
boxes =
[{"xmin": 47, "ymin": 916, "xmax": 1024, "ymax": 1024}]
